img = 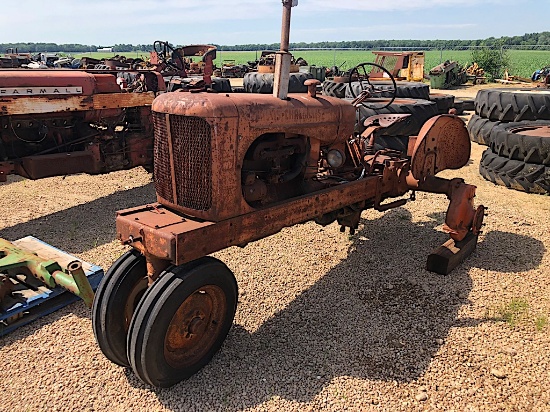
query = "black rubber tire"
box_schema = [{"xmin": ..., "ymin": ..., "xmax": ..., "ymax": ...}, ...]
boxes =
[
  {"xmin": 322, "ymin": 80, "xmax": 347, "ymax": 98},
  {"xmin": 354, "ymin": 98, "xmax": 439, "ymax": 137},
  {"xmin": 461, "ymin": 98, "xmax": 475, "ymax": 112},
  {"xmin": 127, "ymin": 257, "xmax": 238, "ymax": 388},
  {"xmin": 479, "ymin": 149, "xmax": 550, "ymax": 194},
  {"xmin": 467, "ymin": 114, "xmax": 501, "ymax": 146},
  {"xmin": 453, "ymin": 100, "xmax": 465, "ymax": 115},
  {"xmin": 211, "ymin": 77, "xmax": 232, "ymax": 93},
  {"xmin": 429, "ymin": 93, "xmax": 455, "ymax": 115},
  {"xmin": 243, "ymin": 72, "xmax": 313, "ymax": 94},
  {"xmin": 231, "ymin": 86, "xmax": 246, "ymax": 93},
  {"xmin": 346, "ymin": 81, "xmax": 430, "ymax": 100},
  {"xmin": 489, "ymin": 120, "xmax": 550, "ymax": 165},
  {"xmin": 475, "ymin": 88, "xmax": 550, "ymax": 122},
  {"xmin": 92, "ymin": 250, "xmax": 148, "ymax": 367}
]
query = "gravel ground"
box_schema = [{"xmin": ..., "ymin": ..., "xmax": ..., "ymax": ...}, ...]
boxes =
[{"xmin": 1, "ymin": 85, "xmax": 549, "ymax": 412}]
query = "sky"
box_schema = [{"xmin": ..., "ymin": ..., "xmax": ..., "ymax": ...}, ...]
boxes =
[{"xmin": 1, "ymin": 0, "xmax": 547, "ymax": 46}]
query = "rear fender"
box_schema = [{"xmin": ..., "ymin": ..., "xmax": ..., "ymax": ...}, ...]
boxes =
[{"xmin": 410, "ymin": 114, "xmax": 470, "ymax": 180}]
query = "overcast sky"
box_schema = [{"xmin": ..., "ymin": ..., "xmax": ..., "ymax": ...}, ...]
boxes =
[{"xmin": 1, "ymin": 0, "xmax": 546, "ymax": 46}]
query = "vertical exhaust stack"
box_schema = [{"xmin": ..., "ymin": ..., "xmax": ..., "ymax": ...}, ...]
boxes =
[{"xmin": 273, "ymin": 0, "xmax": 298, "ymax": 100}]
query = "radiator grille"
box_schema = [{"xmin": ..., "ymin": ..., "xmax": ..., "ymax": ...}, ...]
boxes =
[
  {"xmin": 153, "ymin": 112, "xmax": 173, "ymax": 203},
  {"xmin": 153, "ymin": 112, "xmax": 212, "ymax": 211}
]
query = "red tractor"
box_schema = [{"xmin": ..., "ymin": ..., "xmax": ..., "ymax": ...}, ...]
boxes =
[{"xmin": 92, "ymin": 2, "xmax": 485, "ymax": 387}]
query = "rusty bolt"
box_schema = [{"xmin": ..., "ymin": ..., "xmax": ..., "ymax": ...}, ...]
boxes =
[{"xmin": 304, "ymin": 79, "xmax": 321, "ymax": 98}]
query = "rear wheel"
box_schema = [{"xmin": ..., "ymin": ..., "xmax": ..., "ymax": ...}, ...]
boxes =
[
  {"xmin": 127, "ymin": 257, "xmax": 238, "ymax": 388},
  {"xmin": 467, "ymin": 114, "xmax": 501, "ymax": 146},
  {"xmin": 92, "ymin": 250, "xmax": 149, "ymax": 367},
  {"xmin": 490, "ymin": 121, "xmax": 550, "ymax": 165},
  {"xmin": 243, "ymin": 72, "xmax": 313, "ymax": 94},
  {"xmin": 429, "ymin": 93, "xmax": 455, "ymax": 115},
  {"xmin": 475, "ymin": 88, "xmax": 550, "ymax": 122},
  {"xmin": 479, "ymin": 149, "xmax": 550, "ymax": 194}
]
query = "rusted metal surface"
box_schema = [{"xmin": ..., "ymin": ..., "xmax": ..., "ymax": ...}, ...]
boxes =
[
  {"xmin": 130, "ymin": 93, "xmax": 484, "ymax": 277},
  {"xmin": 117, "ymin": 174, "xmax": 380, "ymax": 265},
  {"xmin": 164, "ymin": 285, "xmax": 227, "ymax": 368},
  {"xmin": 406, "ymin": 175, "xmax": 478, "ymax": 242},
  {"xmin": 0, "ymin": 69, "xmax": 161, "ymax": 180},
  {"xmin": 0, "ymin": 91, "xmax": 157, "ymax": 116},
  {"xmin": 152, "ymin": 92, "xmax": 356, "ymax": 222},
  {"xmin": 506, "ymin": 124, "xmax": 550, "ymax": 138},
  {"xmin": 304, "ymin": 79, "xmax": 321, "ymax": 98},
  {"xmin": 411, "ymin": 114, "xmax": 471, "ymax": 181}
]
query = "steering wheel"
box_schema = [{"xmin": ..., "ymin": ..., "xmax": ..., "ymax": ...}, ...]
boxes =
[
  {"xmin": 153, "ymin": 40, "xmax": 185, "ymax": 72},
  {"xmin": 348, "ymin": 62, "xmax": 397, "ymax": 110}
]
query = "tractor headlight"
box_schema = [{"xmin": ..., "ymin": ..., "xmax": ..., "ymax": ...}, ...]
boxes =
[{"xmin": 327, "ymin": 149, "xmax": 345, "ymax": 168}]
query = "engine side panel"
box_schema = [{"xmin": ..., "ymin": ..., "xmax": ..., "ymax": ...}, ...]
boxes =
[{"xmin": 151, "ymin": 92, "xmax": 357, "ymax": 221}]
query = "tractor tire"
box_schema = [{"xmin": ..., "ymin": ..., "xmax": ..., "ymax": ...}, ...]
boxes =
[
  {"xmin": 243, "ymin": 72, "xmax": 313, "ymax": 94},
  {"xmin": 474, "ymin": 88, "xmax": 550, "ymax": 122},
  {"xmin": 479, "ymin": 149, "xmax": 550, "ymax": 194},
  {"xmin": 453, "ymin": 100, "xmax": 465, "ymax": 115},
  {"xmin": 322, "ymin": 80, "xmax": 347, "ymax": 98},
  {"xmin": 429, "ymin": 93, "xmax": 455, "ymax": 114},
  {"xmin": 461, "ymin": 98, "xmax": 475, "ymax": 112},
  {"xmin": 127, "ymin": 257, "xmax": 238, "ymax": 387},
  {"xmin": 211, "ymin": 77, "xmax": 232, "ymax": 93},
  {"xmin": 489, "ymin": 121, "xmax": 550, "ymax": 165},
  {"xmin": 467, "ymin": 114, "xmax": 501, "ymax": 146},
  {"xmin": 355, "ymin": 98, "xmax": 439, "ymax": 137},
  {"xmin": 346, "ymin": 81, "xmax": 430, "ymax": 100}
]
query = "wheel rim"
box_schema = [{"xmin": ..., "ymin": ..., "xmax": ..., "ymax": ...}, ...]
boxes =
[
  {"xmin": 123, "ymin": 276, "xmax": 149, "ymax": 330},
  {"xmin": 164, "ymin": 285, "xmax": 228, "ymax": 369}
]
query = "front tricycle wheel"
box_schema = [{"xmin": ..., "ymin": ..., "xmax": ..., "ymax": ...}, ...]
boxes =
[
  {"xmin": 127, "ymin": 257, "xmax": 238, "ymax": 388},
  {"xmin": 92, "ymin": 249, "xmax": 149, "ymax": 367}
]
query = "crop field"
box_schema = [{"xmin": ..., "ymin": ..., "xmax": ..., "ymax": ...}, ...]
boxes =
[
  {"xmin": 217, "ymin": 49, "xmax": 550, "ymax": 79},
  {"xmin": 75, "ymin": 49, "xmax": 550, "ymax": 78}
]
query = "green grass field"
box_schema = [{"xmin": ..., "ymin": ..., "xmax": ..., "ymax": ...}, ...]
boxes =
[{"xmin": 75, "ymin": 49, "xmax": 550, "ymax": 79}]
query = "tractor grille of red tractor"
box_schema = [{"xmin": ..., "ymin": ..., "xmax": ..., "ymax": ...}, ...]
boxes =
[{"xmin": 153, "ymin": 112, "xmax": 212, "ymax": 211}]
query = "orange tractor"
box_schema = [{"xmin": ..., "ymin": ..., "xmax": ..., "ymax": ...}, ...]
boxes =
[{"xmin": 92, "ymin": 1, "xmax": 485, "ymax": 387}]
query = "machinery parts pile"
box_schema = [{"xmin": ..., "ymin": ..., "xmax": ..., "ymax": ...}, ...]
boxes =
[
  {"xmin": 429, "ymin": 60, "xmax": 467, "ymax": 89},
  {"xmin": 468, "ymin": 88, "xmax": 550, "ymax": 194}
]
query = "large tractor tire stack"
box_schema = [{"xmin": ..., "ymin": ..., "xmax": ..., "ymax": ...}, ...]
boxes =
[{"xmin": 469, "ymin": 88, "xmax": 550, "ymax": 194}]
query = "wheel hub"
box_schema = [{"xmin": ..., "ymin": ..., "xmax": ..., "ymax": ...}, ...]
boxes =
[{"xmin": 164, "ymin": 285, "xmax": 227, "ymax": 368}]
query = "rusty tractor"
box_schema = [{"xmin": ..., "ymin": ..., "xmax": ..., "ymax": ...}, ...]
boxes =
[
  {"xmin": 0, "ymin": 42, "xmax": 223, "ymax": 182},
  {"xmin": 92, "ymin": 1, "xmax": 485, "ymax": 388},
  {"xmin": 0, "ymin": 69, "xmax": 163, "ymax": 181}
]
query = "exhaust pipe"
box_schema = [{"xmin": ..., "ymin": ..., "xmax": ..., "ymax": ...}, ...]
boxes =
[{"xmin": 273, "ymin": 0, "xmax": 298, "ymax": 100}]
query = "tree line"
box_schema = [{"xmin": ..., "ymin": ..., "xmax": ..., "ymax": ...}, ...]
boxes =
[{"xmin": 3, "ymin": 32, "xmax": 550, "ymax": 54}]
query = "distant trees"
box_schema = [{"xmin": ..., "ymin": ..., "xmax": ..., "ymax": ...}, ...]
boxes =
[{"xmin": 1, "ymin": 32, "xmax": 549, "ymax": 54}]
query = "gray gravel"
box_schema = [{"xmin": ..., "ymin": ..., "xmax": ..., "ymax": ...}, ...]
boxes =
[{"xmin": 1, "ymin": 88, "xmax": 549, "ymax": 411}]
